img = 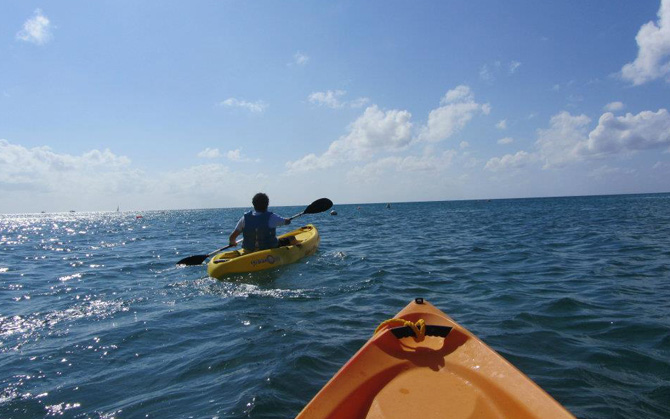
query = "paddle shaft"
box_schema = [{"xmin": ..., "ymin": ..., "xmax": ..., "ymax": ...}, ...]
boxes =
[{"xmin": 207, "ymin": 239, "xmax": 242, "ymax": 257}]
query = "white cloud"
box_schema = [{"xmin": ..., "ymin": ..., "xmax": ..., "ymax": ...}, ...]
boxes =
[
  {"xmin": 225, "ymin": 148, "xmax": 258, "ymax": 162},
  {"xmin": 509, "ymin": 61, "xmax": 522, "ymax": 74},
  {"xmin": 339, "ymin": 106, "xmax": 413, "ymax": 153},
  {"xmin": 0, "ymin": 139, "xmax": 277, "ymax": 212},
  {"xmin": 227, "ymin": 149, "xmax": 243, "ymax": 161},
  {"xmin": 535, "ymin": 111, "xmax": 592, "ymax": 168},
  {"xmin": 286, "ymin": 105, "xmax": 413, "ymax": 172},
  {"xmin": 289, "ymin": 86, "xmax": 487, "ymax": 173},
  {"xmin": 0, "ymin": 140, "xmax": 129, "ymax": 176},
  {"xmin": 0, "ymin": 139, "xmax": 134, "ymax": 200},
  {"xmin": 479, "ymin": 64, "xmax": 494, "ymax": 81},
  {"xmin": 484, "ymin": 151, "xmax": 534, "ymax": 172},
  {"xmin": 497, "ymin": 137, "xmax": 514, "ymax": 145},
  {"xmin": 621, "ymin": 0, "xmax": 670, "ymax": 85},
  {"xmin": 496, "ymin": 119, "xmax": 507, "ymax": 130},
  {"xmin": 197, "ymin": 148, "xmax": 221, "ymax": 159},
  {"xmin": 442, "ymin": 85, "xmax": 474, "ymax": 103},
  {"xmin": 294, "ymin": 51, "xmax": 309, "ymax": 66},
  {"xmin": 604, "ymin": 101, "xmax": 625, "ymax": 112},
  {"xmin": 16, "ymin": 9, "xmax": 53, "ymax": 45},
  {"xmin": 308, "ymin": 90, "xmax": 370, "ymax": 109},
  {"xmin": 459, "ymin": 141, "xmax": 469, "ymax": 149},
  {"xmin": 285, "ymin": 152, "xmax": 326, "ymax": 172},
  {"xmin": 578, "ymin": 109, "xmax": 670, "ymax": 157},
  {"xmin": 418, "ymin": 85, "xmax": 489, "ymax": 142},
  {"xmin": 349, "ymin": 97, "xmax": 371, "ymax": 108},
  {"xmin": 309, "ymin": 90, "xmax": 345, "ymax": 108},
  {"xmin": 480, "ymin": 60, "xmax": 521, "ymax": 81},
  {"xmin": 348, "ymin": 151, "xmax": 457, "ymax": 181},
  {"xmin": 485, "ymin": 108, "xmax": 670, "ymax": 172},
  {"xmin": 218, "ymin": 98, "xmax": 267, "ymax": 113}
]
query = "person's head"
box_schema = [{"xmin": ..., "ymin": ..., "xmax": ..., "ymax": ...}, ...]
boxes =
[{"xmin": 252, "ymin": 193, "xmax": 269, "ymax": 212}]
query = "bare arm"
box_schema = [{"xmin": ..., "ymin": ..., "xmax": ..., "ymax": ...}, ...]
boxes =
[{"xmin": 229, "ymin": 229, "xmax": 241, "ymax": 247}]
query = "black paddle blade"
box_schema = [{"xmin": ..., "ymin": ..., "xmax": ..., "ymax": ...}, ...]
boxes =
[
  {"xmin": 176, "ymin": 254, "xmax": 208, "ymax": 266},
  {"xmin": 304, "ymin": 198, "xmax": 333, "ymax": 214}
]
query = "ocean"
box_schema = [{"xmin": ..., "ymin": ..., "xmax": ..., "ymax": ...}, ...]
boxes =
[{"xmin": 1, "ymin": 194, "xmax": 669, "ymax": 418}]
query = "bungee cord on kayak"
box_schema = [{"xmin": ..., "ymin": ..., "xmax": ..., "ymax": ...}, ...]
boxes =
[{"xmin": 374, "ymin": 317, "xmax": 427, "ymax": 342}]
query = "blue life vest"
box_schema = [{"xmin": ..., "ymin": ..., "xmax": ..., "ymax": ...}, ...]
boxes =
[{"xmin": 242, "ymin": 211, "xmax": 278, "ymax": 251}]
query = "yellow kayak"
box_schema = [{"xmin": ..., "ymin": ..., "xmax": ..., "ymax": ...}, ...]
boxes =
[
  {"xmin": 298, "ymin": 298, "xmax": 574, "ymax": 419},
  {"xmin": 206, "ymin": 224, "xmax": 319, "ymax": 279}
]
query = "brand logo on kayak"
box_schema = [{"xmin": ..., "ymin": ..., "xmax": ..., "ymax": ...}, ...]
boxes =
[{"xmin": 251, "ymin": 255, "xmax": 276, "ymax": 266}]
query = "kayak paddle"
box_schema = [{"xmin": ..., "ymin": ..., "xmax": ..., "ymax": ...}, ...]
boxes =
[
  {"xmin": 176, "ymin": 198, "xmax": 333, "ymax": 266},
  {"xmin": 176, "ymin": 240, "xmax": 241, "ymax": 266},
  {"xmin": 288, "ymin": 198, "xmax": 333, "ymax": 220}
]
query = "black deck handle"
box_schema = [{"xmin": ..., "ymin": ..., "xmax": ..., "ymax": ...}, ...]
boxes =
[{"xmin": 390, "ymin": 325, "xmax": 452, "ymax": 339}]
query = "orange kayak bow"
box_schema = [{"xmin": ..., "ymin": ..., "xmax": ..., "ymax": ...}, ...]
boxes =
[{"xmin": 297, "ymin": 298, "xmax": 574, "ymax": 419}]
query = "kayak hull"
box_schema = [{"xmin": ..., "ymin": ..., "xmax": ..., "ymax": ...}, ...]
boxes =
[
  {"xmin": 206, "ymin": 224, "xmax": 319, "ymax": 279},
  {"xmin": 297, "ymin": 299, "xmax": 574, "ymax": 419}
]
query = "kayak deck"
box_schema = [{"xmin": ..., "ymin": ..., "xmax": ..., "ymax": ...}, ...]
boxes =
[
  {"xmin": 206, "ymin": 224, "xmax": 319, "ymax": 278},
  {"xmin": 297, "ymin": 298, "xmax": 574, "ymax": 419}
]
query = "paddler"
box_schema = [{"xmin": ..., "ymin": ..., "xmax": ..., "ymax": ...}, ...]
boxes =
[{"xmin": 229, "ymin": 193, "xmax": 295, "ymax": 250}]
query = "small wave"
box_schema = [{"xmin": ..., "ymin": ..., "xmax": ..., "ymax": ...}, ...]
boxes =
[
  {"xmin": 168, "ymin": 277, "xmax": 318, "ymax": 300},
  {"xmin": 543, "ymin": 296, "xmax": 602, "ymax": 314}
]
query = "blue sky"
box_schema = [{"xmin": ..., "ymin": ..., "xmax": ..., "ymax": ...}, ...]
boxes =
[{"xmin": 1, "ymin": 0, "xmax": 669, "ymax": 213}]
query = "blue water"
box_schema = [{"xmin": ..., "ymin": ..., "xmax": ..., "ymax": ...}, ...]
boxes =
[{"xmin": 1, "ymin": 194, "xmax": 670, "ymax": 418}]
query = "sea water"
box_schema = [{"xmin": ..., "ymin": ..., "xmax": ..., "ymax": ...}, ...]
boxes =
[{"xmin": 1, "ymin": 194, "xmax": 669, "ymax": 418}]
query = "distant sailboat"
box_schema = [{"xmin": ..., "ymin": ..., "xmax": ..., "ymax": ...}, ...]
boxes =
[{"xmin": 116, "ymin": 205, "xmax": 120, "ymax": 212}]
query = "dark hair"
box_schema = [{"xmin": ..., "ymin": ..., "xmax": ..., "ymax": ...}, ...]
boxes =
[{"xmin": 252, "ymin": 193, "xmax": 269, "ymax": 211}]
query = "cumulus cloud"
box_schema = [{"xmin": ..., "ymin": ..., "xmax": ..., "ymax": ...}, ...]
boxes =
[
  {"xmin": 485, "ymin": 107, "xmax": 670, "ymax": 172},
  {"xmin": 286, "ymin": 105, "xmax": 413, "ymax": 172},
  {"xmin": 0, "ymin": 139, "xmax": 276, "ymax": 212},
  {"xmin": 604, "ymin": 101, "xmax": 625, "ymax": 112},
  {"xmin": 16, "ymin": 9, "xmax": 53, "ymax": 45},
  {"xmin": 218, "ymin": 98, "xmax": 267, "ymax": 113},
  {"xmin": 418, "ymin": 85, "xmax": 490, "ymax": 142},
  {"xmin": 0, "ymin": 140, "xmax": 129, "ymax": 176},
  {"xmin": 621, "ymin": 0, "xmax": 670, "ymax": 85},
  {"xmin": 225, "ymin": 148, "xmax": 259, "ymax": 162},
  {"xmin": 308, "ymin": 90, "xmax": 370, "ymax": 109},
  {"xmin": 197, "ymin": 148, "xmax": 221, "ymax": 159},
  {"xmin": 226, "ymin": 149, "xmax": 243, "ymax": 161},
  {"xmin": 577, "ymin": 109, "xmax": 670, "ymax": 157},
  {"xmin": 484, "ymin": 151, "xmax": 535, "ymax": 172},
  {"xmin": 496, "ymin": 119, "xmax": 507, "ymax": 130},
  {"xmin": 535, "ymin": 112, "xmax": 592, "ymax": 168},
  {"xmin": 0, "ymin": 139, "xmax": 135, "ymax": 201},
  {"xmin": 497, "ymin": 137, "xmax": 514, "ymax": 145},
  {"xmin": 288, "ymin": 86, "xmax": 487, "ymax": 173}
]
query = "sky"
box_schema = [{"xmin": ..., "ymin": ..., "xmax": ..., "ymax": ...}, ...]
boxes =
[{"xmin": 1, "ymin": 0, "xmax": 670, "ymax": 213}]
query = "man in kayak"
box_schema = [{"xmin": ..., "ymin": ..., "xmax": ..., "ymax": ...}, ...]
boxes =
[{"xmin": 229, "ymin": 193, "xmax": 295, "ymax": 250}]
